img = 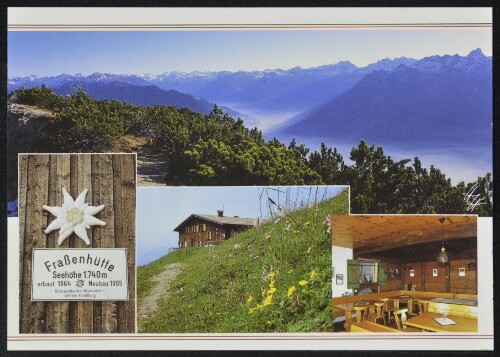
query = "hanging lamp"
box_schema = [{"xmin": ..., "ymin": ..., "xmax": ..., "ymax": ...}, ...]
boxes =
[{"xmin": 436, "ymin": 217, "xmax": 449, "ymax": 264}]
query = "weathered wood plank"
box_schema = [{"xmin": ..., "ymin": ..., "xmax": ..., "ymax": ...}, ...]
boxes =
[
  {"xmin": 114, "ymin": 154, "xmax": 136, "ymax": 332},
  {"xmin": 112, "ymin": 155, "xmax": 125, "ymax": 333},
  {"xmin": 69, "ymin": 155, "xmax": 94, "ymax": 333},
  {"xmin": 94, "ymin": 155, "xmax": 121, "ymax": 333},
  {"xmin": 123, "ymin": 154, "xmax": 136, "ymax": 333},
  {"xmin": 90, "ymin": 155, "xmax": 103, "ymax": 333},
  {"xmin": 45, "ymin": 155, "xmax": 71, "ymax": 333},
  {"xmin": 20, "ymin": 155, "xmax": 50, "ymax": 333},
  {"xmin": 19, "ymin": 155, "xmax": 29, "ymax": 333},
  {"xmin": 18, "ymin": 154, "xmax": 28, "ymax": 330}
]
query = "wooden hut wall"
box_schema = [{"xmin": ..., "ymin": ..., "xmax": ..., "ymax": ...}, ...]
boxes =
[{"xmin": 179, "ymin": 218, "xmax": 224, "ymax": 247}]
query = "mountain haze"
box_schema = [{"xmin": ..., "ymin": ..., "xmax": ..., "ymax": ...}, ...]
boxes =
[
  {"xmin": 282, "ymin": 49, "xmax": 492, "ymax": 147},
  {"xmin": 8, "ymin": 49, "xmax": 491, "ymax": 148}
]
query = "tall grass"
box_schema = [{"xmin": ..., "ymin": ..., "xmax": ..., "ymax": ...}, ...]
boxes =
[{"xmin": 137, "ymin": 188, "xmax": 349, "ymax": 332}]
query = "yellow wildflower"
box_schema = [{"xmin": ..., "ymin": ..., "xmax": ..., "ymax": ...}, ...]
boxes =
[
  {"xmin": 304, "ymin": 221, "xmax": 311, "ymax": 226},
  {"xmin": 247, "ymin": 295, "xmax": 254, "ymax": 303},
  {"xmin": 267, "ymin": 272, "xmax": 275, "ymax": 279},
  {"xmin": 269, "ymin": 281, "xmax": 275, "ymax": 289},
  {"xmin": 287, "ymin": 286, "xmax": 296, "ymax": 297},
  {"xmin": 310, "ymin": 270, "xmax": 317, "ymax": 280},
  {"xmin": 288, "ymin": 269, "xmax": 293, "ymax": 274},
  {"xmin": 299, "ymin": 280, "xmax": 308, "ymax": 286},
  {"xmin": 188, "ymin": 304, "xmax": 192, "ymax": 308},
  {"xmin": 263, "ymin": 294, "xmax": 273, "ymax": 306},
  {"xmin": 248, "ymin": 304, "xmax": 263, "ymax": 314},
  {"xmin": 268, "ymin": 287, "xmax": 277, "ymax": 294},
  {"xmin": 293, "ymin": 230, "xmax": 300, "ymax": 234}
]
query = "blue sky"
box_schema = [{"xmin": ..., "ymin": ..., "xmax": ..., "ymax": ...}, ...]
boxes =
[
  {"xmin": 8, "ymin": 29, "xmax": 492, "ymax": 76},
  {"xmin": 136, "ymin": 186, "xmax": 345, "ymax": 266}
]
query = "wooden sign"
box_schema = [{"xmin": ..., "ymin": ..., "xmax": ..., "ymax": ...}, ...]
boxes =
[{"xmin": 19, "ymin": 154, "xmax": 136, "ymax": 334}]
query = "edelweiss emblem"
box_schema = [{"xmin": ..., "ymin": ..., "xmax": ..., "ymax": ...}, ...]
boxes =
[{"xmin": 43, "ymin": 187, "xmax": 106, "ymax": 246}]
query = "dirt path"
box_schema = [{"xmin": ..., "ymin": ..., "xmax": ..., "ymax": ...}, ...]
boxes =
[
  {"xmin": 138, "ymin": 263, "xmax": 184, "ymax": 330},
  {"xmin": 136, "ymin": 143, "xmax": 169, "ymax": 186}
]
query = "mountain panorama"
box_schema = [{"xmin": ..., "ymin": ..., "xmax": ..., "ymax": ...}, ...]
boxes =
[{"xmin": 9, "ymin": 48, "xmax": 492, "ymax": 147}]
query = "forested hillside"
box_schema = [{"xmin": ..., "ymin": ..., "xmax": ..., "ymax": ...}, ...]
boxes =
[{"xmin": 9, "ymin": 86, "xmax": 492, "ymax": 216}]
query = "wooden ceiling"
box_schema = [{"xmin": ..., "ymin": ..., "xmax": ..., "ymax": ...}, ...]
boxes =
[{"xmin": 332, "ymin": 215, "xmax": 477, "ymax": 255}]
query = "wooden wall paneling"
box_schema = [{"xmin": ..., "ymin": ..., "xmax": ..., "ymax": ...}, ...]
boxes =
[
  {"xmin": 45, "ymin": 155, "xmax": 71, "ymax": 333},
  {"xmin": 113, "ymin": 154, "xmax": 136, "ymax": 333},
  {"xmin": 91, "ymin": 155, "xmax": 103, "ymax": 333},
  {"xmin": 69, "ymin": 155, "xmax": 94, "ymax": 333},
  {"xmin": 380, "ymin": 262, "xmax": 402, "ymax": 292},
  {"xmin": 421, "ymin": 262, "xmax": 425, "ymax": 292},
  {"xmin": 424, "ymin": 261, "xmax": 447, "ymax": 293},
  {"xmin": 18, "ymin": 155, "xmax": 28, "ymax": 331},
  {"xmin": 20, "ymin": 155, "xmax": 50, "ymax": 333},
  {"xmin": 93, "ymin": 154, "xmax": 117, "ymax": 333},
  {"xmin": 449, "ymin": 259, "xmax": 477, "ymax": 294},
  {"xmin": 445, "ymin": 261, "xmax": 451, "ymax": 293}
]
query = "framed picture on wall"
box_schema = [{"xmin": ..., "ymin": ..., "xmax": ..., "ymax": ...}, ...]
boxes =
[
  {"xmin": 336, "ymin": 274, "xmax": 343, "ymax": 285},
  {"xmin": 389, "ymin": 268, "xmax": 399, "ymax": 278},
  {"xmin": 459, "ymin": 268, "xmax": 466, "ymax": 277},
  {"xmin": 433, "ymin": 268, "xmax": 438, "ymax": 277},
  {"xmin": 410, "ymin": 269, "xmax": 415, "ymax": 277}
]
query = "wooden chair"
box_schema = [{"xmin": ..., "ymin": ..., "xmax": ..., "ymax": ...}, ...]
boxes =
[
  {"xmin": 394, "ymin": 308, "xmax": 421, "ymax": 332},
  {"xmin": 353, "ymin": 306, "xmax": 368, "ymax": 323},
  {"xmin": 417, "ymin": 299, "xmax": 430, "ymax": 315},
  {"xmin": 367, "ymin": 302, "xmax": 387, "ymax": 325},
  {"xmin": 380, "ymin": 298, "xmax": 395, "ymax": 324}
]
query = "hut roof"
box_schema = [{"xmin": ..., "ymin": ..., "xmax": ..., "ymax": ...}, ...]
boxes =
[{"xmin": 173, "ymin": 214, "xmax": 255, "ymax": 232}]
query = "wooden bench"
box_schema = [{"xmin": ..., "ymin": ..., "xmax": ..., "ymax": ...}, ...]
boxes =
[
  {"xmin": 428, "ymin": 302, "xmax": 478, "ymax": 318},
  {"xmin": 350, "ymin": 321, "xmax": 400, "ymax": 333},
  {"xmin": 332, "ymin": 307, "xmax": 344, "ymax": 319}
]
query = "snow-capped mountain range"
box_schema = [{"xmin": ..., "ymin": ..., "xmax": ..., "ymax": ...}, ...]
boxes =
[{"xmin": 9, "ymin": 48, "xmax": 491, "ymax": 145}]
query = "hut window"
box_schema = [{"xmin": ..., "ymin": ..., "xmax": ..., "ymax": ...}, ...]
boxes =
[
  {"xmin": 202, "ymin": 224, "xmax": 206, "ymax": 231},
  {"xmin": 208, "ymin": 231, "xmax": 212, "ymax": 240}
]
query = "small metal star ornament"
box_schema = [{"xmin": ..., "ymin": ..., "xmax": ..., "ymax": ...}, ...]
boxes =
[{"xmin": 43, "ymin": 187, "xmax": 106, "ymax": 246}]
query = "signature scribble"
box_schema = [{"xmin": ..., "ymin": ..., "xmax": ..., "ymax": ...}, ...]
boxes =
[{"xmin": 464, "ymin": 182, "xmax": 491, "ymax": 212}]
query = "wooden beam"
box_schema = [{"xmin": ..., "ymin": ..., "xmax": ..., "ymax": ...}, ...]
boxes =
[{"xmin": 354, "ymin": 233, "xmax": 476, "ymax": 255}]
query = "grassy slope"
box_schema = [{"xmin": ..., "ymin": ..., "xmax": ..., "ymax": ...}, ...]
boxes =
[{"xmin": 137, "ymin": 188, "xmax": 349, "ymax": 333}]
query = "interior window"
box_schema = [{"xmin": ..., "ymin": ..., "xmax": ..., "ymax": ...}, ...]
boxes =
[{"xmin": 360, "ymin": 262, "xmax": 378, "ymax": 283}]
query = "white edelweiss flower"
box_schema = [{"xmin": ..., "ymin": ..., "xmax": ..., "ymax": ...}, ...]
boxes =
[{"xmin": 43, "ymin": 187, "xmax": 106, "ymax": 246}]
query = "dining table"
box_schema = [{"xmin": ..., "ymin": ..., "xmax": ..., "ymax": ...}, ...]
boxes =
[
  {"xmin": 333, "ymin": 299, "xmax": 377, "ymax": 332},
  {"xmin": 388, "ymin": 295, "xmax": 414, "ymax": 314},
  {"xmin": 403, "ymin": 312, "xmax": 478, "ymax": 332}
]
